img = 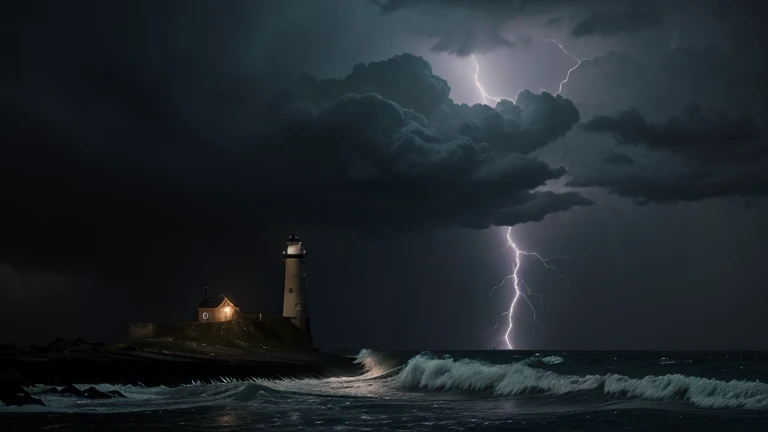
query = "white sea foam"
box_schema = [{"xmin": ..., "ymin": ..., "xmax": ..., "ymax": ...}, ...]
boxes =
[
  {"xmin": 354, "ymin": 349, "xmax": 397, "ymax": 377},
  {"xmin": 604, "ymin": 374, "xmax": 768, "ymax": 409},
  {"xmin": 394, "ymin": 353, "xmax": 768, "ymax": 409},
  {"xmin": 6, "ymin": 352, "xmax": 768, "ymax": 414},
  {"xmin": 396, "ymin": 354, "xmax": 601, "ymax": 395},
  {"xmin": 538, "ymin": 355, "xmax": 565, "ymax": 365}
]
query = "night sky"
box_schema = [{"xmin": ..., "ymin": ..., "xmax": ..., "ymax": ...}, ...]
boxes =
[{"xmin": 2, "ymin": 0, "xmax": 767, "ymax": 351}]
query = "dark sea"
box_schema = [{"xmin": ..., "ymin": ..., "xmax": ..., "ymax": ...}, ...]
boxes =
[{"xmin": 3, "ymin": 350, "xmax": 768, "ymax": 431}]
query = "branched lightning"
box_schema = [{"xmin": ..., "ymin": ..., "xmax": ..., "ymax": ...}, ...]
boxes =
[
  {"xmin": 544, "ymin": 39, "xmax": 583, "ymax": 95},
  {"xmin": 493, "ymin": 227, "xmax": 570, "ymax": 349},
  {"xmin": 519, "ymin": 279, "xmax": 552, "ymax": 315},
  {"xmin": 470, "ymin": 45, "xmax": 580, "ymax": 349},
  {"xmin": 471, "ymin": 54, "xmax": 516, "ymax": 104},
  {"xmin": 488, "ymin": 275, "xmax": 514, "ymax": 296},
  {"xmin": 543, "ymin": 254, "xmax": 579, "ymax": 261},
  {"xmin": 493, "ymin": 311, "xmax": 509, "ymax": 329},
  {"xmin": 472, "ymin": 40, "xmax": 583, "ymax": 106}
]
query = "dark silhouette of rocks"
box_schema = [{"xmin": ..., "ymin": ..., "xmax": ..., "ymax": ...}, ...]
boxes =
[
  {"xmin": 47, "ymin": 337, "xmax": 73, "ymax": 353},
  {"xmin": 0, "ymin": 368, "xmax": 44, "ymax": 407},
  {"xmin": 58, "ymin": 384, "xmax": 85, "ymax": 397},
  {"xmin": 0, "ymin": 368, "xmax": 29, "ymax": 387},
  {"xmin": 0, "ymin": 343, "xmax": 20, "ymax": 353},
  {"xmin": 42, "ymin": 384, "xmax": 126, "ymax": 399},
  {"xmin": 0, "ymin": 336, "xmax": 357, "ymax": 389},
  {"xmin": 82, "ymin": 386, "xmax": 113, "ymax": 399},
  {"xmin": 107, "ymin": 389, "xmax": 127, "ymax": 398}
]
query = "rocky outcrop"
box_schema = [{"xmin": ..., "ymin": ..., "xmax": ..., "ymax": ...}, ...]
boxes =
[
  {"xmin": 58, "ymin": 384, "xmax": 85, "ymax": 397},
  {"xmin": 107, "ymin": 390, "xmax": 127, "ymax": 398},
  {"xmin": 43, "ymin": 384, "xmax": 126, "ymax": 399},
  {"xmin": 0, "ymin": 343, "xmax": 20, "ymax": 353},
  {"xmin": 1, "ymin": 336, "xmax": 357, "ymax": 387},
  {"xmin": 0, "ymin": 368, "xmax": 44, "ymax": 406},
  {"xmin": 82, "ymin": 386, "xmax": 113, "ymax": 399}
]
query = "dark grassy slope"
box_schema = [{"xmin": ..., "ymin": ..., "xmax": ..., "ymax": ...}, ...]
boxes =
[
  {"xmin": 0, "ymin": 320, "xmax": 358, "ymax": 387},
  {"xmin": 128, "ymin": 318, "xmax": 315, "ymax": 356}
]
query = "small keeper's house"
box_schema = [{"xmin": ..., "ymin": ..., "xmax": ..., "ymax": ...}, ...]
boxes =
[{"xmin": 197, "ymin": 295, "xmax": 239, "ymax": 322}]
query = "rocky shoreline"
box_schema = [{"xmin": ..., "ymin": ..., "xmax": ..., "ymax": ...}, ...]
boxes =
[{"xmin": 0, "ymin": 339, "xmax": 359, "ymax": 407}]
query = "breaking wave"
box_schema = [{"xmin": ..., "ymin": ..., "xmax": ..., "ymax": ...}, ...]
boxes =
[
  {"xmin": 396, "ymin": 353, "xmax": 602, "ymax": 395},
  {"xmin": 353, "ymin": 348, "xmax": 405, "ymax": 378},
  {"xmin": 392, "ymin": 352, "xmax": 768, "ymax": 410},
  {"xmin": 604, "ymin": 374, "xmax": 768, "ymax": 409},
  {"xmin": 7, "ymin": 350, "xmax": 768, "ymax": 416}
]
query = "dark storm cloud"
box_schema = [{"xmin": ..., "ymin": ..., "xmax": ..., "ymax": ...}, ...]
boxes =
[
  {"xmin": 373, "ymin": 0, "xmax": 543, "ymax": 55},
  {"xmin": 575, "ymin": 51, "xmax": 654, "ymax": 89},
  {"xmin": 3, "ymin": 43, "xmax": 592, "ymax": 270},
  {"xmin": 567, "ymin": 160, "xmax": 768, "ymax": 205},
  {"xmin": 427, "ymin": 24, "xmax": 517, "ymax": 56},
  {"xmin": 543, "ymin": 1, "xmax": 768, "ymax": 207},
  {"xmin": 373, "ymin": 0, "xmax": 670, "ymax": 55},
  {"xmin": 257, "ymin": 91, "xmax": 588, "ymax": 233},
  {"xmin": 431, "ymin": 91, "xmax": 580, "ymax": 155},
  {"xmin": 3, "ymin": 0, "xmax": 768, "ymax": 352},
  {"xmin": 568, "ymin": 105, "xmax": 768, "ymax": 204},
  {"xmin": 244, "ymin": 54, "xmax": 592, "ymax": 233},
  {"xmin": 287, "ymin": 53, "xmax": 451, "ymax": 116},
  {"xmin": 0, "ymin": 0, "xmax": 595, "ymax": 302},
  {"xmin": 582, "ymin": 104, "xmax": 762, "ymax": 161},
  {"xmin": 559, "ymin": 50, "xmax": 670, "ymax": 119},
  {"xmin": 602, "ymin": 153, "xmax": 635, "ymax": 166},
  {"xmin": 561, "ymin": 3, "xmax": 768, "ymax": 118},
  {"xmin": 571, "ymin": 9, "xmax": 662, "ymax": 38},
  {"xmin": 274, "ymin": 53, "xmax": 581, "ymax": 156}
]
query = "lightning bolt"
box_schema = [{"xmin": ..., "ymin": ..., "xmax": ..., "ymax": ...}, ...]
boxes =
[
  {"xmin": 544, "ymin": 39, "xmax": 583, "ymax": 95},
  {"xmin": 471, "ymin": 54, "xmax": 516, "ymax": 104},
  {"xmin": 494, "ymin": 227, "xmax": 570, "ymax": 349},
  {"xmin": 472, "ymin": 40, "xmax": 582, "ymax": 105},
  {"xmin": 470, "ymin": 47, "xmax": 579, "ymax": 349}
]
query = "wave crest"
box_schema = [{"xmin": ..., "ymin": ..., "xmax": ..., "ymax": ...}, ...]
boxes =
[
  {"xmin": 605, "ymin": 374, "xmax": 768, "ymax": 409},
  {"xmin": 353, "ymin": 349, "xmax": 406, "ymax": 378},
  {"xmin": 397, "ymin": 353, "xmax": 601, "ymax": 395},
  {"xmin": 395, "ymin": 353, "xmax": 768, "ymax": 409}
]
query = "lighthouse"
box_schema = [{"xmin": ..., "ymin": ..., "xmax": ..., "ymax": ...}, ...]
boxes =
[{"xmin": 282, "ymin": 233, "xmax": 309, "ymax": 331}]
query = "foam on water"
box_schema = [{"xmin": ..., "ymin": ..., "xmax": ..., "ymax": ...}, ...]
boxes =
[
  {"xmin": 396, "ymin": 353, "xmax": 602, "ymax": 395},
  {"xmin": 353, "ymin": 348, "xmax": 404, "ymax": 378},
  {"xmin": 539, "ymin": 355, "xmax": 565, "ymax": 365},
  {"xmin": 4, "ymin": 350, "xmax": 768, "ymax": 414},
  {"xmin": 604, "ymin": 374, "xmax": 768, "ymax": 409},
  {"xmin": 394, "ymin": 352, "xmax": 768, "ymax": 410}
]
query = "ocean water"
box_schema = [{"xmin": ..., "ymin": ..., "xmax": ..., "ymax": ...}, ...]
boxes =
[{"xmin": 3, "ymin": 350, "xmax": 768, "ymax": 431}]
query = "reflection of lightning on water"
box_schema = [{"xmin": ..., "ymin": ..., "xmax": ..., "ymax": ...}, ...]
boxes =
[
  {"xmin": 493, "ymin": 227, "xmax": 570, "ymax": 349},
  {"xmin": 544, "ymin": 39, "xmax": 583, "ymax": 95}
]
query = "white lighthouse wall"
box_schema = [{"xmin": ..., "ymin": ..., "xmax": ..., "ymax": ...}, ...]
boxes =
[{"xmin": 283, "ymin": 258, "xmax": 307, "ymax": 318}]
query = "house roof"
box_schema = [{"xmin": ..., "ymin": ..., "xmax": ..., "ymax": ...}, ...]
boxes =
[{"xmin": 197, "ymin": 295, "xmax": 228, "ymax": 308}]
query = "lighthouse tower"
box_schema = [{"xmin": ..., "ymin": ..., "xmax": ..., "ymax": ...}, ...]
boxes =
[{"xmin": 282, "ymin": 233, "xmax": 309, "ymax": 331}]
